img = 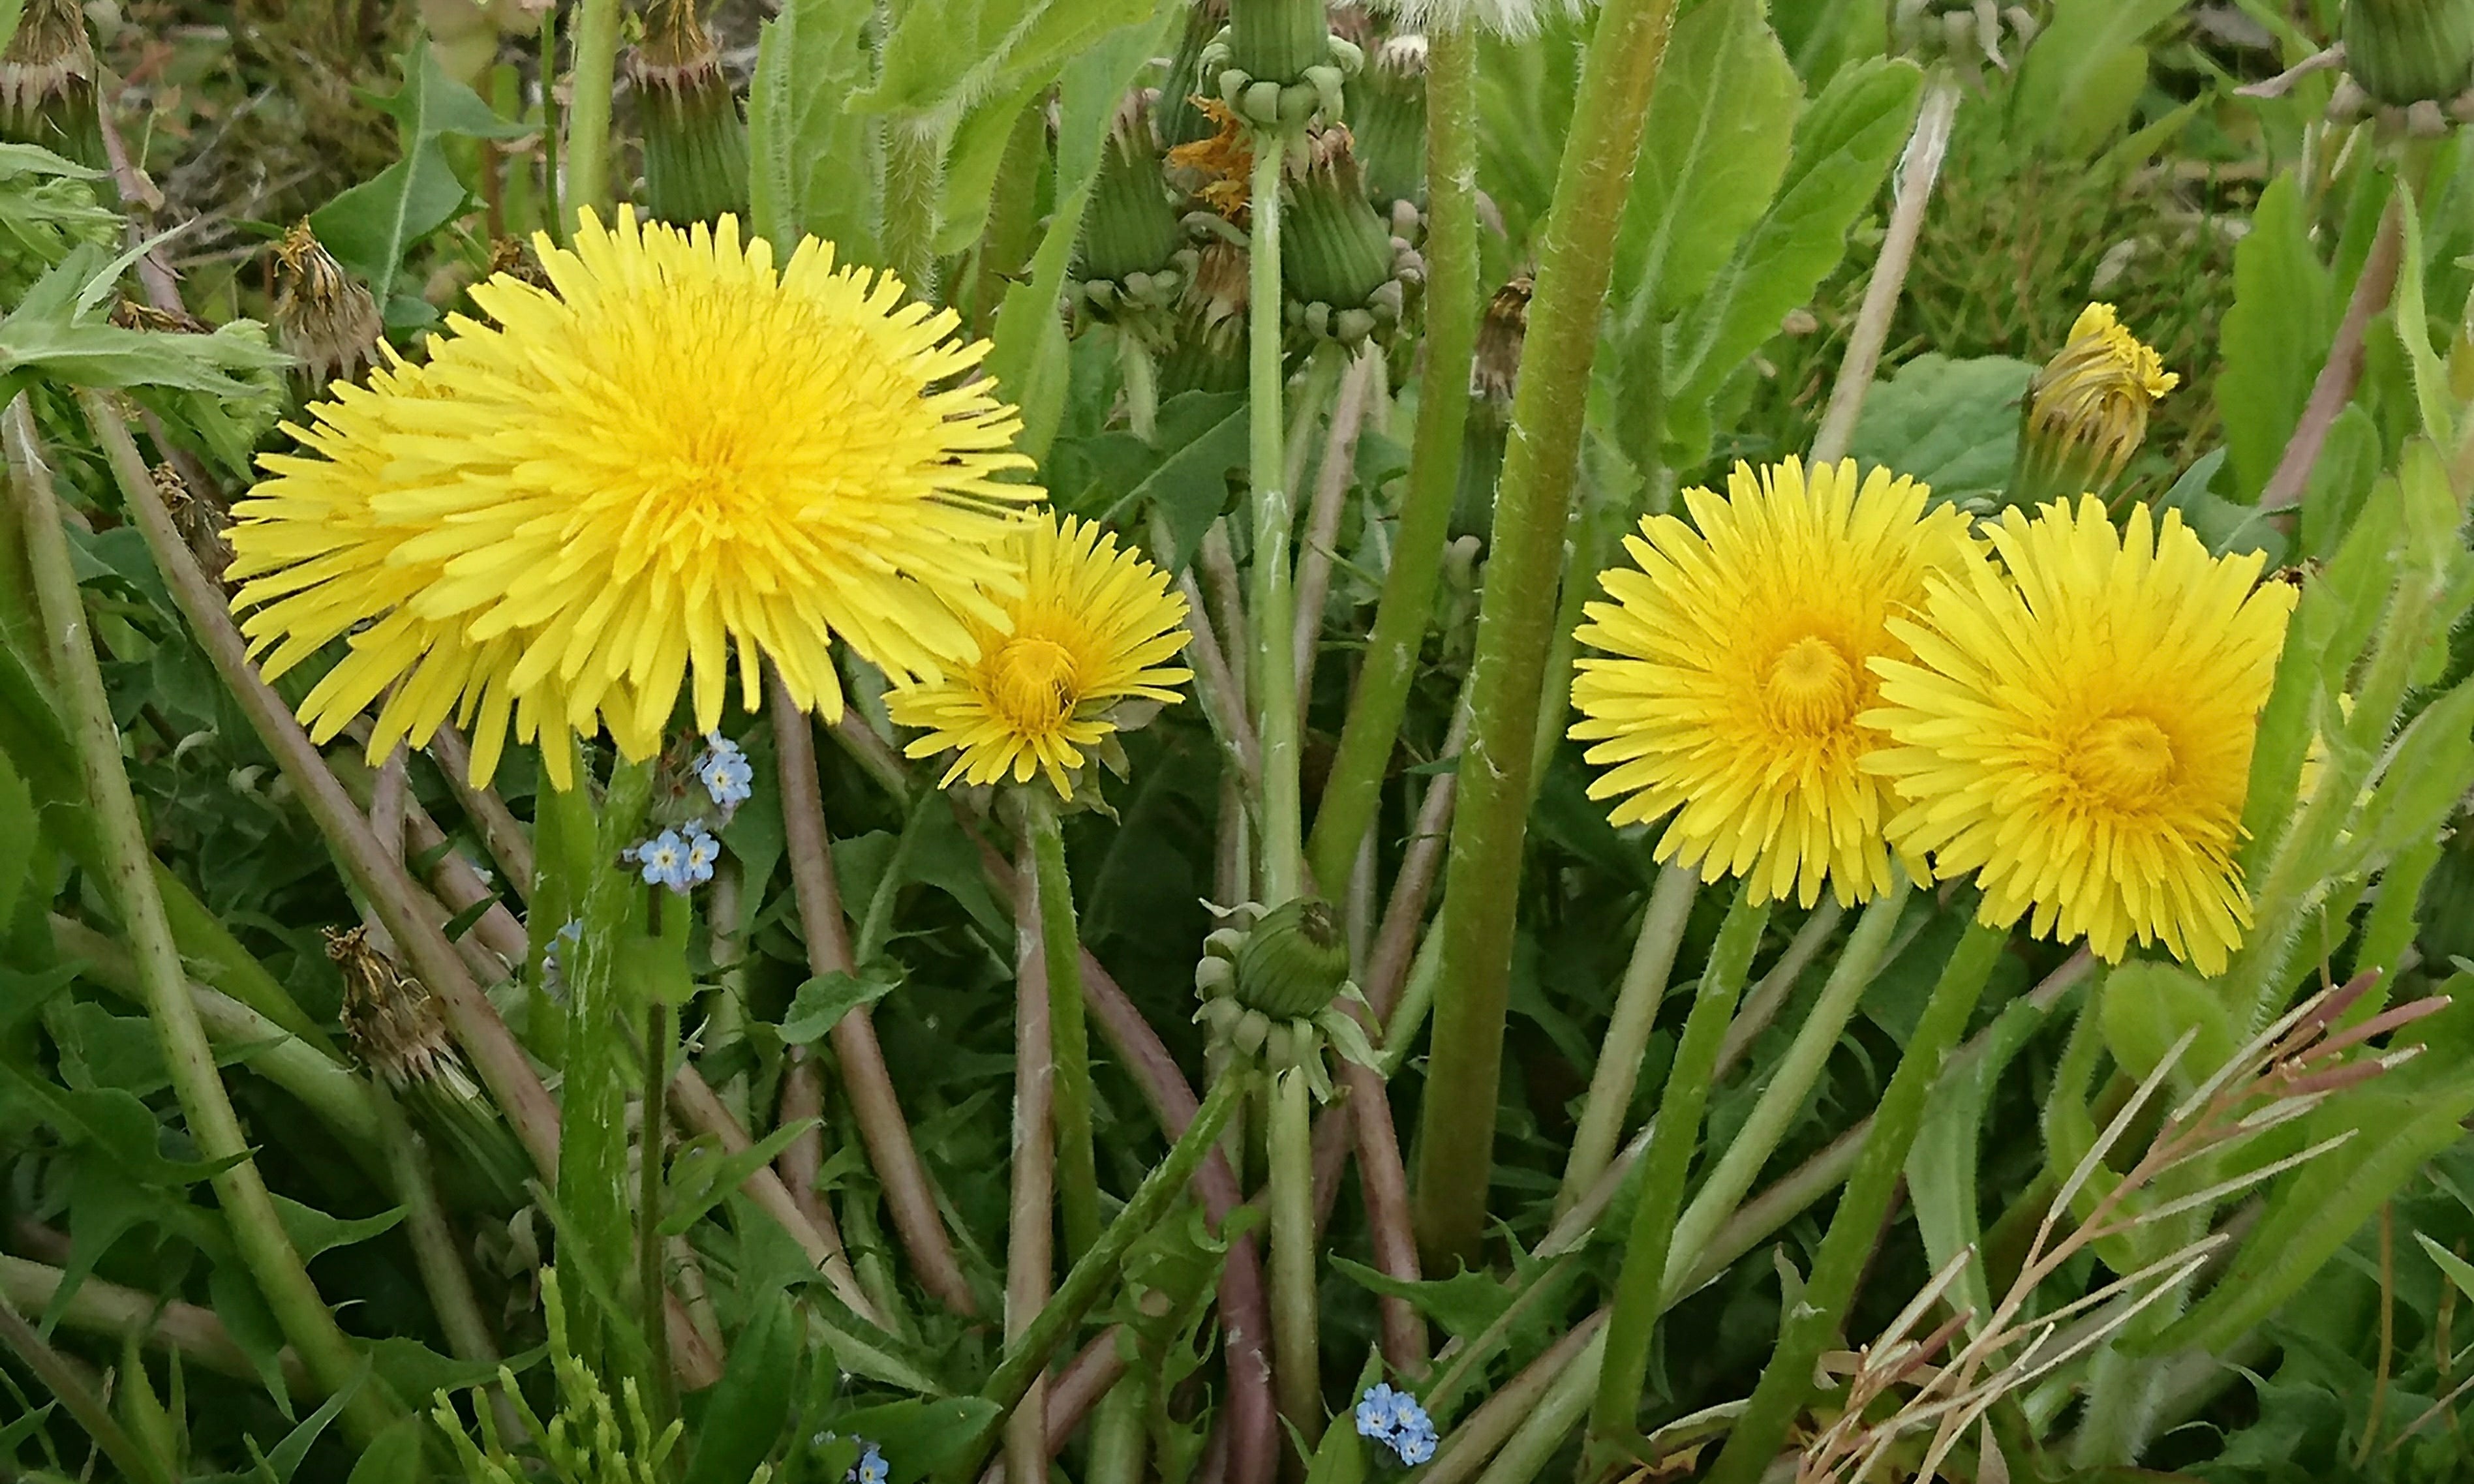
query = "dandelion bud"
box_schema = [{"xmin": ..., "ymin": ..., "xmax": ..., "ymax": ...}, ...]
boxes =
[
  {"xmin": 1282, "ymin": 127, "xmax": 1423, "ymax": 351},
  {"xmin": 2342, "ymin": 0, "xmax": 2474, "ymax": 106},
  {"xmin": 1161, "ymin": 0, "xmax": 1234, "ymax": 150},
  {"xmin": 1230, "ymin": 0, "xmax": 1341, "ymax": 92},
  {"xmin": 1077, "ymin": 93, "xmax": 1191, "ymax": 344},
  {"xmin": 1232, "ymin": 898, "xmax": 1352, "ymax": 1019},
  {"xmin": 630, "ymin": 0, "xmax": 750, "ymax": 227},
  {"xmin": 2009, "ymin": 303, "xmax": 2176, "ymax": 511},
  {"xmin": 270, "ymin": 220, "xmax": 385, "ymax": 390},
  {"xmin": 1451, "ymin": 275, "xmax": 1529, "ymax": 543},
  {"xmin": 1159, "ymin": 239, "xmax": 1251, "ymax": 397},
  {"xmin": 1351, "ymin": 27, "xmax": 1428, "ymax": 210},
  {"xmin": 0, "ymin": 0, "xmax": 101, "ymax": 168}
]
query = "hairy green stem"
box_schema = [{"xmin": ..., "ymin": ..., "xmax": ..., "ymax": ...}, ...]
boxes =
[
  {"xmin": 1585, "ymin": 888, "xmax": 1767, "ymax": 1473},
  {"xmin": 953, "ymin": 1070, "xmax": 1249, "ymax": 1483},
  {"xmin": 1005, "ymin": 849, "xmax": 1056, "ymax": 1484},
  {"xmin": 1269, "ymin": 1066, "xmax": 1321, "ymax": 1451},
  {"xmin": 1703, "ymin": 916, "xmax": 2012, "ymax": 1484},
  {"xmin": 640, "ymin": 997, "xmax": 677, "ymax": 1426},
  {"xmin": 559, "ymin": 756, "xmax": 654, "ymax": 1374},
  {"xmin": 1411, "ymin": 0, "xmax": 1687, "ymax": 1269},
  {"xmin": 885, "ymin": 119, "xmax": 947, "ymax": 299},
  {"xmin": 1307, "ymin": 20, "xmax": 1481, "ymax": 894},
  {"xmin": 562, "ymin": 0, "xmax": 624, "ymax": 226},
  {"xmin": 1026, "ymin": 791, "xmax": 1101, "ymax": 1258},
  {"xmin": 1249, "ymin": 128, "xmax": 1304, "ymax": 904},
  {"xmin": 369, "ymin": 1078, "xmax": 510, "ymax": 1438},
  {"xmin": 1554, "ymin": 864, "xmax": 1697, "ymax": 1219},
  {"xmin": 8, "ymin": 398, "xmax": 393, "ymax": 1443},
  {"xmin": 1665, "ymin": 880, "xmax": 1912, "ymax": 1280}
]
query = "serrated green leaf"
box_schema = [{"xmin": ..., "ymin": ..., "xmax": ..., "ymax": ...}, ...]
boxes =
[
  {"xmin": 748, "ymin": 0, "xmax": 883, "ymax": 263},
  {"xmin": 835, "ymin": 1397, "xmax": 1003, "ymax": 1484},
  {"xmin": 269, "ymin": 1195, "xmax": 405, "ymax": 1262},
  {"xmin": 661, "ymin": 1119, "xmax": 819, "ymax": 1236},
  {"xmin": 2216, "ymin": 172, "xmax": 2333, "ymax": 504},
  {"xmin": 780, "ymin": 966, "xmax": 904, "ymax": 1046},
  {"xmin": 1662, "ymin": 57, "xmax": 1921, "ymax": 462}
]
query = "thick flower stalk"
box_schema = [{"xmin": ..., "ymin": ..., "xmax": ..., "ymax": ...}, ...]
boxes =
[
  {"xmin": 1569, "ymin": 457, "xmax": 1974, "ymax": 908},
  {"xmin": 2011, "ymin": 302, "xmax": 2178, "ymax": 510},
  {"xmin": 226, "ymin": 207, "xmax": 1040, "ymax": 790},
  {"xmin": 886, "ymin": 514, "xmax": 1193, "ymax": 798},
  {"xmin": 1865, "ymin": 497, "xmax": 2297, "ymax": 977}
]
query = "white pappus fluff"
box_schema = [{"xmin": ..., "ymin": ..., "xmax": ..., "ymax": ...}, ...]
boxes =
[{"xmin": 1377, "ymin": 0, "xmax": 1593, "ymax": 41}]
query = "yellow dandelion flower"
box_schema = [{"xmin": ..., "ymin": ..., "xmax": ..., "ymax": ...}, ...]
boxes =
[
  {"xmin": 886, "ymin": 516, "xmax": 1192, "ymax": 796},
  {"xmin": 1862, "ymin": 497, "xmax": 2297, "ymax": 977},
  {"xmin": 227, "ymin": 207, "xmax": 1041, "ymax": 787},
  {"xmin": 2014, "ymin": 302, "xmax": 2179, "ymax": 507},
  {"xmin": 1567, "ymin": 457, "xmax": 1976, "ymax": 908}
]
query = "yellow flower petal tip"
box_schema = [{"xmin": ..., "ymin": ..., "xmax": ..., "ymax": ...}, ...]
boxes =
[
  {"xmin": 1862, "ymin": 496, "xmax": 2298, "ymax": 978},
  {"xmin": 226, "ymin": 205, "xmax": 1044, "ymax": 787},
  {"xmin": 2018, "ymin": 301, "xmax": 2179, "ymax": 502},
  {"xmin": 1567, "ymin": 456, "xmax": 1976, "ymax": 909},
  {"xmin": 885, "ymin": 515, "xmax": 1193, "ymax": 799}
]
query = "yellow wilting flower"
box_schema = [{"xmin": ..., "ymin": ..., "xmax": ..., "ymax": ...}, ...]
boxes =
[
  {"xmin": 227, "ymin": 207, "xmax": 1041, "ymax": 788},
  {"xmin": 2011, "ymin": 302, "xmax": 2179, "ymax": 509},
  {"xmin": 886, "ymin": 515, "xmax": 1193, "ymax": 798},
  {"xmin": 1167, "ymin": 96, "xmax": 1255, "ymax": 220},
  {"xmin": 1567, "ymin": 457, "xmax": 1976, "ymax": 908},
  {"xmin": 1863, "ymin": 497, "xmax": 2297, "ymax": 977}
]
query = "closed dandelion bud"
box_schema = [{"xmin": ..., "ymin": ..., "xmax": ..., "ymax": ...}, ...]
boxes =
[
  {"xmin": 1160, "ymin": 238, "xmax": 1252, "ymax": 397},
  {"xmin": 1282, "ymin": 127, "xmax": 1422, "ymax": 351},
  {"xmin": 1451, "ymin": 275, "xmax": 1529, "ymax": 545},
  {"xmin": 1078, "ymin": 93, "xmax": 1191, "ymax": 344},
  {"xmin": 1349, "ymin": 22, "xmax": 1428, "ymax": 209},
  {"xmin": 0, "ymin": 0, "xmax": 100, "ymax": 169},
  {"xmin": 2343, "ymin": 0, "xmax": 2474, "ymax": 106},
  {"xmin": 2009, "ymin": 302, "xmax": 2176, "ymax": 511},
  {"xmin": 1233, "ymin": 898, "xmax": 1352, "ymax": 1018},
  {"xmin": 630, "ymin": 0, "xmax": 750, "ymax": 227},
  {"xmin": 1208, "ymin": 0, "xmax": 1360, "ymax": 129},
  {"xmin": 271, "ymin": 220, "xmax": 385, "ymax": 390},
  {"xmin": 1230, "ymin": 0, "xmax": 1339, "ymax": 91}
]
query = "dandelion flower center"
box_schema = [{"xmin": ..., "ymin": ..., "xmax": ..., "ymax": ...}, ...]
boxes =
[
  {"xmin": 1763, "ymin": 636, "xmax": 1861, "ymax": 736},
  {"xmin": 991, "ymin": 635, "xmax": 1080, "ymax": 733},
  {"xmin": 2073, "ymin": 714, "xmax": 2176, "ymax": 808}
]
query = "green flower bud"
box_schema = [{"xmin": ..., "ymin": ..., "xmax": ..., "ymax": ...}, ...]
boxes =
[
  {"xmin": 1281, "ymin": 127, "xmax": 1422, "ymax": 351},
  {"xmin": 1080, "ymin": 91, "xmax": 1188, "ymax": 318},
  {"xmin": 1161, "ymin": 0, "xmax": 1234, "ymax": 150},
  {"xmin": 2344, "ymin": 0, "xmax": 2474, "ymax": 106},
  {"xmin": 1230, "ymin": 0, "xmax": 1337, "ymax": 91},
  {"xmin": 1347, "ymin": 21, "xmax": 1427, "ymax": 209},
  {"xmin": 2009, "ymin": 302, "xmax": 2177, "ymax": 511},
  {"xmin": 632, "ymin": 0, "xmax": 751, "ymax": 227},
  {"xmin": 1232, "ymin": 898, "xmax": 1352, "ymax": 1019}
]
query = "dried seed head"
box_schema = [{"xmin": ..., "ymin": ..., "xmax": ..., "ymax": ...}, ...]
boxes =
[
  {"xmin": 271, "ymin": 220, "xmax": 384, "ymax": 389},
  {"xmin": 328, "ymin": 926, "xmax": 476, "ymax": 1098}
]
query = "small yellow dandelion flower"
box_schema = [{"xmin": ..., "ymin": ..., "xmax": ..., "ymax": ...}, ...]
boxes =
[
  {"xmin": 228, "ymin": 207, "xmax": 1041, "ymax": 785},
  {"xmin": 1167, "ymin": 97, "xmax": 1255, "ymax": 219},
  {"xmin": 1568, "ymin": 457, "xmax": 1976, "ymax": 908},
  {"xmin": 887, "ymin": 516, "xmax": 1192, "ymax": 796},
  {"xmin": 2014, "ymin": 303, "xmax": 2179, "ymax": 507},
  {"xmin": 1863, "ymin": 497, "xmax": 2297, "ymax": 977}
]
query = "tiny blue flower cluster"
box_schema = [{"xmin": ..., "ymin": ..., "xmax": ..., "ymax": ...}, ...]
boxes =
[
  {"xmin": 1355, "ymin": 1383, "xmax": 1437, "ymax": 1466},
  {"xmin": 696, "ymin": 731, "xmax": 754, "ymax": 818},
  {"xmin": 626, "ymin": 823, "xmax": 720, "ymax": 893},
  {"xmin": 847, "ymin": 1440, "xmax": 889, "ymax": 1484}
]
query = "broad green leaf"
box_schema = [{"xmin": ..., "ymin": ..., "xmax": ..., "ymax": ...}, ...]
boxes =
[
  {"xmin": 1844, "ymin": 354, "xmax": 2035, "ymax": 502},
  {"xmin": 1662, "ymin": 57, "xmax": 1921, "ymax": 463},
  {"xmin": 2216, "ymin": 172, "xmax": 2333, "ymax": 504},
  {"xmin": 780, "ymin": 967, "xmax": 904, "ymax": 1045},
  {"xmin": 2394, "ymin": 193, "xmax": 2456, "ymax": 447},
  {"xmin": 0, "ymin": 247, "xmax": 290, "ymax": 402},
  {"xmin": 342, "ymin": 1418, "xmax": 426, "ymax": 1484},
  {"xmin": 986, "ymin": 10, "xmax": 1176, "ymax": 459},
  {"xmin": 936, "ymin": 84, "xmax": 1045, "ymax": 257},
  {"xmin": 2150, "ymin": 1068, "xmax": 2474, "ymax": 1354},
  {"xmin": 2008, "ymin": 0, "xmax": 2184, "ymax": 157},
  {"xmin": 2098, "ymin": 962, "xmax": 2238, "ymax": 1097},
  {"xmin": 1613, "ymin": 0, "xmax": 1800, "ymax": 327},
  {"xmin": 684, "ymin": 1287, "xmax": 798, "ymax": 1484},
  {"xmin": 1113, "ymin": 395, "xmax": 1249, "ymax": 573},
  {"xmin": 0, "ymin": 749, "xmax": 31, "ymax": 928},
  {"xmin": 306, "ymin": 39, "xmax": 527, "ymax": 303},
  {"xmin": 2300, "ymin": 403, "xmax": 2380, "ymax": 562},
  {"xmin": 853, "ymin": 0, "xmax": 1155, "ymax": 120},
  {"xmin": 2419, "ymin": 1230, "xmax": 2474, "ymax": 1308},
  {"xmin": 748, "ymin": 0, "xmax": 883, "ymax": 263},
  {"xmin": 2156, "ymin": 449, "xmax": 2287, "ymax": 563},
  {"xmin": 2347, "ymin": 673, "xmax": 2474, "ymax": 875},
  {"xmin": 269, "ymin": 1195, "xmax": 405, "ymax": 1262},
  {"xmin": 834, "ymin": 1397, "xmax": 1003, "ymax": 1483}
]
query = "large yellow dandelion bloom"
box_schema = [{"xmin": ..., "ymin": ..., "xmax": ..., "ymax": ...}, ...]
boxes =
[
  {"xmin": 886, "ymin": 516, "xmax": 1192, "ymax": 796},
  {"xmin": 1567, "ymin": 457, "xmax": 1976, "ymax": 908},
  {"xmin": 1862, "ymin": 497, "xmax": 2297, "ymax": 977},
  {"xmin": 226, "ymin": 207, "xmax": 1041, "ymax": 788}
]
